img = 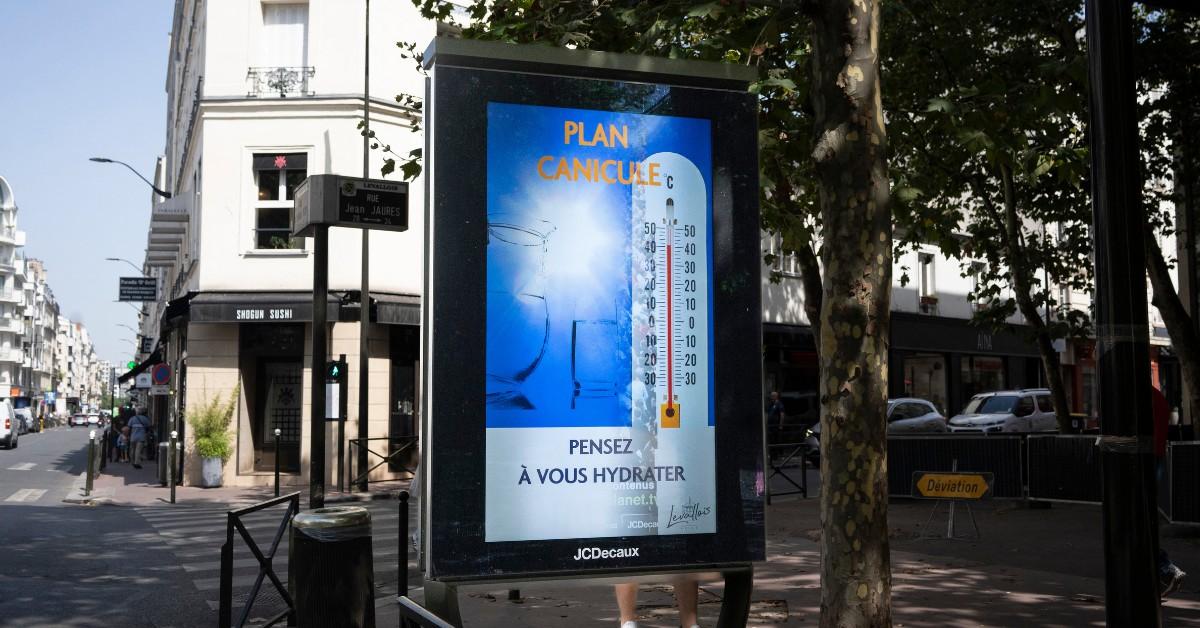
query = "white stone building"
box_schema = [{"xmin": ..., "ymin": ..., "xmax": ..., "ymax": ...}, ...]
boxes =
[{"xmin": 134, "ymin": 0, "xmax": 431, "ymax": 487}]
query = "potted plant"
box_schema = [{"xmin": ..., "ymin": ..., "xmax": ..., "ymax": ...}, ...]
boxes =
[{"xmin": 188, "ymin": 384, "xmax": 240, "ymax": 488}]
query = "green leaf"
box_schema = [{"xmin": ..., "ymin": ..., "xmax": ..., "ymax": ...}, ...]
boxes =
[
  {"xmin": 686, "ymin": 2, "xmax": 721, "ymax": 18},
  {"xmin": 925, "ymin": 97, "xmax": 954, "ymax": 113}
]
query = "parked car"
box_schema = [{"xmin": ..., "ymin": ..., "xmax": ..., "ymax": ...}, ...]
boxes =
[
  {"xmin": 86, "ymin": 414, "xmax": 101, "ymax": 427},
  {"xmin": 0, "ymin": 400, "xmax": 18, "ymax": 449},
  {"xmin": 69, "ymin": 413, "xmax": 89, "ymax": 428},
  {"xmin": 804, "ymin": 398, "xmax": 947, "ymax": 465},
  {"xmin": 948, "ymin": 389, "xmax": 1058, "ymax": 433},
  {"xmin": 13, "ymin": 407, "xmax": 33, "ymax": 434}
]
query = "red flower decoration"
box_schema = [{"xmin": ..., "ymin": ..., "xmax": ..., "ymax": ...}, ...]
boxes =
[{"xmin": 274, "ymin": 155, "xmax": 288, "ymax": 169}]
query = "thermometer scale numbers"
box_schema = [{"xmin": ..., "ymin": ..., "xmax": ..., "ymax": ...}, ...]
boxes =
[{"xmin": 642, "ymin": 199, "xmax": 701, "ymax": 429}]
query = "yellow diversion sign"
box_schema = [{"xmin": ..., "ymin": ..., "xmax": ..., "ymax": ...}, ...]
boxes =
[{"xmin": 912, "ymin": 471, "xmax": 993, "ymax": 500}]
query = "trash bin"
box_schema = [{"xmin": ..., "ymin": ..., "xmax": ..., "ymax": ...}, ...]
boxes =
[
  {"xmin": 158, "ymin": 442, "xmax": 170, "ymax": 485},
  {"xmin": 290, "ymin": 506, "xmax": 375, "ymax": 628}
]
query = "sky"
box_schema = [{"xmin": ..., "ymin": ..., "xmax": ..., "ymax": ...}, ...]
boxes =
[{"xmin": 0, "ymin": 1, "xmax": 173, "ymax": 366}]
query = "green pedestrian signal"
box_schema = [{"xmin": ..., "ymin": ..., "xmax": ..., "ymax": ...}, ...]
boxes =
[
  {"xmin": 127, "ymin": 361, "xmax": 137, "ymax": 369},
  {"xmin": 326, "ymin": 361, "xmax": 345, "ymax": 381}
]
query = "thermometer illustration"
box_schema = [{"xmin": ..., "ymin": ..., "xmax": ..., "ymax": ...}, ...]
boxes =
[{"xmin": 633, "ymin": 152, "xmax": 709, "ymax": 432}]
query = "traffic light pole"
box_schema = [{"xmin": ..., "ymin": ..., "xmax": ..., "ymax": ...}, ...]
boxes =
[
  {"xmin": 1085, "ymin": 1, "xmax": 1161, "ymax": 623},
  {"xmin": 337, "ymin": 353, "xmax": 347, "ymax": 493},
  {"xmin": 310, "ymin": 225, "xmax": 329, "ymax": 510}
]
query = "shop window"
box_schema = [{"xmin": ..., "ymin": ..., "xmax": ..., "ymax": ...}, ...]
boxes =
[
  {"xmin": 903, "ymin": 353, "xmax": 947, "ymax": 413},
  {"xmin": 253, "ymin": 153, "xmax": 307, "ymax": 250}
]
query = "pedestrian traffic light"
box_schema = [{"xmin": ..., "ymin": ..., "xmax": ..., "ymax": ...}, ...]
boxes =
[{"xmin": 326, "ymin": 360, "xmax": 346, "ymax": 382}]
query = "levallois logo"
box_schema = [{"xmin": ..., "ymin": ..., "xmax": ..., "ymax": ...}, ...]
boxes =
[{"xmin": 573, "ymin": 546, "xmax": 640, "ymax": 561}]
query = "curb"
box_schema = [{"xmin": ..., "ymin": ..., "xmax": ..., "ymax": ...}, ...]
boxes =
[{"xmin": 62, "ymin": 471, "xmax": 114, "ymax": 505}]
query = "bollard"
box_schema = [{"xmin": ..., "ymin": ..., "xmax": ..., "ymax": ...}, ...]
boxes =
[
  {"xmin": 274, "ymin": 428, "xmax": 282, "ymax": 497},
  {"xmin": 290, "ymin": 506, "xmax": 375, "ymax": 627},
  {"xmin": 169, "ymin": 430, "xmax": 179, "ymax": 504},
  {"xmin": 85, "ymin": 430, "xmax": 96, "ymax": 497},
  {"xmin": 399, "ymin": 491, "xmax": 409, "ymax": 603}
]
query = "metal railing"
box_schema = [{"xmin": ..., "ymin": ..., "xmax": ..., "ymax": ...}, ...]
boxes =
[
  {"xmin": 218, "ymin": 492, "xmax": 301, "ymax": 628},
  {"xmin": 396, "ymin": 491, "xmax": 455, "ymax": 628},
  {"xmin": 765, "ymin": 442, "xmax": 809, "ymax": 504},
  {"xmin": 246, "ymin": 66, "xmax": 315, "ymax": 98},
  {"xmin": 348, "ymin": 436, "xmax": 418, "ymax": 490}
]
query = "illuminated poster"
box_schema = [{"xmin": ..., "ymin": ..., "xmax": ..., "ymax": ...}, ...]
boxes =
[{"xmin": 485, "ymin": 102, "xmax": 715, "ymax": 542}]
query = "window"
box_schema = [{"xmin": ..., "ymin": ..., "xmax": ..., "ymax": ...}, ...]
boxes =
[
  {"xmin": 918, "ymin": 253, "xmax": 935, "ymax": 297},
  {"xmin": 1014, "ymin": 396, "xmax": 1035, "ymax": 417},
  {"xmin": 261, "ymin": 3, "xmax": 309, "ymax": 68},
  {"xmin": 253, "ymin": 153, "xmax": 307, "ymax": 250},
  {"xmin": 1036, "ymin": 394, "xmax": 1054, "ymax": 413}
]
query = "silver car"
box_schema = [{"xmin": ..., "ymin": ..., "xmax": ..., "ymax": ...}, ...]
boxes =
[
  {"xmin": 948, "ymin": 389, "xmax": 1058, "ymax": 433},
  {"xmin": 805, "ymin": 398, "xmax": 946, "ymax": 464}
]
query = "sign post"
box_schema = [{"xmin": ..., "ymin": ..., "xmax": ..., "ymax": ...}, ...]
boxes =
[
  {"xmin": 294, "ymin": 171, "xmax": 408, "ymax": 508},
  {"xmin": 911, "ymin": 465, "xmax": 993, "ymax": 540},
  {"xmin": 421, "ymin": 37, "xmax": 763, "ymax": 620}
]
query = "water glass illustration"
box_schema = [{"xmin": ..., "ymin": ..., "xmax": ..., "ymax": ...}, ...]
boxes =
[
  {"xmin": 572, "ymin": 300, "xmax": 619, "ymax": 399},
  {"xmin": 486, "ymin": 213, "xmax": 555, "ymax": 407}
]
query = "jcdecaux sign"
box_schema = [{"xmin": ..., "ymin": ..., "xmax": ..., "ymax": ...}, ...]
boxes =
[{"xmin": 422, "ymin": 38, "xmax": 764, "ymax": 582}]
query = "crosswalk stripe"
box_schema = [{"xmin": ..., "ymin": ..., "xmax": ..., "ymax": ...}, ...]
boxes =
[
  {"xmin": 6, "ymin": 462, "xmax": 35, "ymax": 470},
  {"xmin": 135, "ymin": 498, "xmax": 415, "ymax": 608},
  {"xmin": 5, "ymin": 488, "xmax": 47, "ymax": 502}
]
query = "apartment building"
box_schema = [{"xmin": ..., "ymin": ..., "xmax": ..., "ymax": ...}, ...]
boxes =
[{"xmin": 131, "ymin": 0, "xmax": 431, "ymax": 487}]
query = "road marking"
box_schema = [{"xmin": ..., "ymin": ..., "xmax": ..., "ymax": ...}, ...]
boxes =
[
  {"xmin": 7, "ymin": 462, "xmax": 35, "ymax": 471},
  {"xmin": 5, "ymin": 488, "xmax": 47, "ymax": 502}
]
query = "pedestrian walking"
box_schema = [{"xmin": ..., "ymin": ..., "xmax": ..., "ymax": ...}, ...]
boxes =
[
  {"xmin": 127, "ymin": 407, "xmax": 152, "ymax": 469},
  {"xmin": 614, "ymin": 579, "xmax": 699, "ymax": 628},
  {"xmin": 766, "ymin": 391, "xmax": 785, "ymax": 441},
  {"xmin": 118, "ymin": 427, "xmax": 130, "ymax": 463}
]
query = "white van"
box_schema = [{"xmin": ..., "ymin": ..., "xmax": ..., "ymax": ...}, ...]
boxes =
[{"xmin": 0, "ymin": 400, "xmax": 18, "ymax": 449}]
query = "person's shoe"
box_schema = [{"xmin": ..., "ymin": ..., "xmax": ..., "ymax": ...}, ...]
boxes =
[
  {"xmin": 133, "ymin": 464, "xmax": 142, "ymax": 469},
  {"xmin": 1161, "ymin": 564, "xmax": 1186, "ymax": 598},
  {"xmin": 620, "ymin": 622, "xmax": 638, "ymax": 628}
]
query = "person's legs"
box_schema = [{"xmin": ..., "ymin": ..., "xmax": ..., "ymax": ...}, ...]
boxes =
[
  {"xmin": 674, "ymin": 578, "xmax": 699, "ymax": 627},
  {"xmin": 132, "ymin": 440, "xmax": 144, "ymax": 466},
  {"xmin": 615, "ymin": 583, "xmax": 638, "ymax": 626}
]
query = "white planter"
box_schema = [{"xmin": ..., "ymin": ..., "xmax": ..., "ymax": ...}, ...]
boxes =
[{"xmin": 201, "ymin": 456, "xmax": 224, "ymax": 488}]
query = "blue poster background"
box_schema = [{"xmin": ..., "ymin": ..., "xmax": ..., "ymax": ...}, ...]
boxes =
[{"xmin": 485, "ymin": 102, "xmax": 712, "ymax": 428}]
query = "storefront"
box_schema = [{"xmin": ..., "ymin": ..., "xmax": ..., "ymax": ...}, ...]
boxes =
[
  {"xmin": 165, "ymin": 291, "xmax": 419, "ymax": 487},
  {"xmin": 889, "ymin": 312, "xmax": 1044, "ymax": 417}
]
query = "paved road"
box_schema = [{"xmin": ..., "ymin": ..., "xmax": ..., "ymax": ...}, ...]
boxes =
[{"xmin": 0, "ymin": 427, "xmax": 214, "ymax": 627}]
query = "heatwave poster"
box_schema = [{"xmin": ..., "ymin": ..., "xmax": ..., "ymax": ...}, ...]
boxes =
[{"xmin": 484, "ymin": 102, "xmax": 716, "ymax": 542}]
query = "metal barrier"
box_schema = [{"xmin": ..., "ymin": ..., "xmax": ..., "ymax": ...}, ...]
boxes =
[
  {"xmin": 396, "ymin": 490, "xmax": 456, "ymax": 628},
  {"xmin": 218, "ymin": 492, "xmax": 301, "ymax": 628},
  {"xmin": 1162, "ymin": 442, "xmax": 1200, "ymax": 524},
  {"xmin": 348, "ymin": 436, "xmax": 418, "ymax": 491},
  {"xmin": 765, "ymin": 442, "xmax": 809, "ymax": 504},
  {"xmin": 888, "ymin": 435, "xmax": 1026, "ymax": 498},
  {"xmin": 1027, "ymin": 434, "xmax": 1102, "ymax": 503}
]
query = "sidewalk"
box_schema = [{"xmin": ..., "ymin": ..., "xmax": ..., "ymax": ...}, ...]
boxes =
[
  {"xmin": 77, "ymin": 464, "xmax": 1200, "ymax": 626},
  {"xmin": 380, "ymin": 498, "xmax": 1200, "ymax": 627}
]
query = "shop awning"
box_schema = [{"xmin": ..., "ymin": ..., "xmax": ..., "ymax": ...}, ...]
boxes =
[
  {"xmin": 118, "ymin": 349, "xmax": 162, "ymax": 383},
  {"xmin": 375, "ymin": 293, "xmax": 420, "ymax": 326},
  {"xmin": 188, "ymin": 292, "xmax": 340, "ymax": 323}
]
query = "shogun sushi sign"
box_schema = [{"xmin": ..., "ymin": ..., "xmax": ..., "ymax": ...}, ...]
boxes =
[{"xmin": 421, "ymin": 37, "xmax": 765, "ymax": 583}]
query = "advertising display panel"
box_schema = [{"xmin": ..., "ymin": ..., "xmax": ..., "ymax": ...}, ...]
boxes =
[{"xmin": 423, "ymin": 38, "xmax": 763, "ymax": 582}]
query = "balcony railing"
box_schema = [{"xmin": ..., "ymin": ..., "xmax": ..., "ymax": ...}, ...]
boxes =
[{"xmin": 246, "ymin": 66, "xmax": 315, "ymax": 98}]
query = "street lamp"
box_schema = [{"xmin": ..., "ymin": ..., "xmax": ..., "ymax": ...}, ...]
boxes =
[
  {"xmin": 105, "ymin": 257, "xmax": 147, "ymax": 276},
  {"xmin": 89, "ymin": 157, "xmax": 171, "ymax": 199}
]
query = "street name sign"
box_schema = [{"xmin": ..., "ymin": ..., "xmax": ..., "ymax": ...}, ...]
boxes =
[
  {"xmin": 292, "ymin": 175, "xmax": 409, "ymax": 237},
  {"xmin": 912, "ymin": 471, "xmax": 993, "ymax": 500},
  {"xmin": 118, "ymin": 277, "xmax": 158, "ymax": 302},
  {"xmin": 422, "ymin": 37, "xmax": 762, "ymax": 583},
  {"xmin": 150, "ymin": 385, "xmax": 169, "ymax": 396}
]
